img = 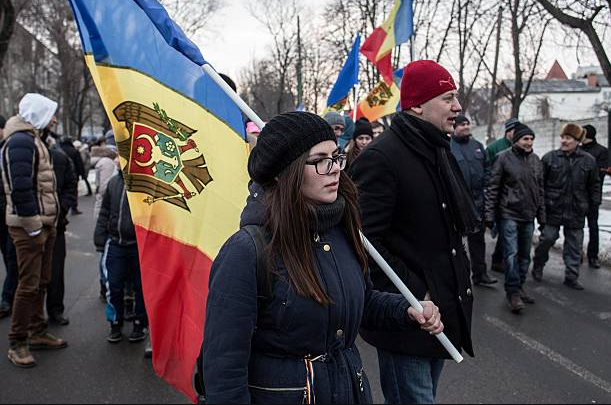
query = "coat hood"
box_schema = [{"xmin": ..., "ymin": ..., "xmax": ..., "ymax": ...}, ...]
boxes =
[
  {"xmin": 239, "ymin": 182, "xmax": 266, "ymax": 228},
  {"xmin": 3, "ymin": 115, "xmax": 36, "ymax": 140},
  {"xmin": 19, "ymin": 93, "xmax": 58, "ymax": 130}
]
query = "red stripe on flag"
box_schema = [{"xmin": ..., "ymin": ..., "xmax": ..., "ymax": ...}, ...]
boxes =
[
  {"xmin": 135, "ymin": 226, "xmax": 212, "ymax": 403},
  {"xmin": 376, "ymin": 54, "xmax": 394, "ymax": 84},
  {"xmin": 360, "ymin": 27, "xmax": 388, "ymax": 63}
]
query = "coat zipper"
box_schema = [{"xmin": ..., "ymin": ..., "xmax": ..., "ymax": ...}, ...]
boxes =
[{"xmin": 356, "ymin": 368, "xmax": 365, "ymax": 393}]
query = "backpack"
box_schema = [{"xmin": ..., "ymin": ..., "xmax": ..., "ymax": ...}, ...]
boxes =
[{"xmin": 194, "ymin": 225, "xmax": 272, "ymax": 403}]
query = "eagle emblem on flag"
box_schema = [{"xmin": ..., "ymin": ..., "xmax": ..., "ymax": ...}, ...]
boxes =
[{"xmin": 114, "ymin": 101, "xmax": 213, "ymax": 212}]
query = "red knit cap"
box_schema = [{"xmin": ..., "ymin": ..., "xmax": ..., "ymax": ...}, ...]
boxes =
[{"xmin": 400, "ymin": 60, "xmax": 458, "ymax": 110}]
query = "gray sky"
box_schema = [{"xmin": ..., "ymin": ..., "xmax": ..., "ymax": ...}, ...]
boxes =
[{"xmin": 193, "ymin": 0, "xmax": 604, "ymax": 86}]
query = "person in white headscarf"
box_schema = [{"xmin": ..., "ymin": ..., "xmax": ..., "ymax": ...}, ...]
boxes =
[{"xmin": 1, "ymin": 93, "xmax": 69, "ymax": 368}]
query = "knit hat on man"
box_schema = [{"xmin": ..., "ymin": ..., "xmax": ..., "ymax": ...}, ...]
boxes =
[
  {"xmin": 400, "ymin": 60, "xmax": 457, "ymax": 110},
  {"xmin": 583, "ymin": 124, "xmax": 597, "ymax": 140},
  {"xmin": 512, "ymin": 123, "xmax": 535, "ymax": 144},
  {"xmin": 0, "ymin": 115, "xmax": 6, "ymax": 129},
  {"xmin": 453, "ymin": 115, "xmax": 470, "ymax": 128},
  {"xmin": 248, "ymin": 112, "xmax": 337, "ymax": 185},
  {"xmin": 353, "ymin": 119, "xmax": 374, "ymax": 141},
  {"xmin": 505, "ymin": 118, "xmax": 519, "ymax": 133},
  {"xmin": 324, "ymin": 112, "xmax": 345, "ymax": 128},
  {"xmin": 561, "ymin": 123, "xmax": 586, "ymax": 142}
]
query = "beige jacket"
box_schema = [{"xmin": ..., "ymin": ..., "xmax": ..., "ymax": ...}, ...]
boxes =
[{"xmin": 1, "ymin": 116, "xmax": 59, "ymax": 233}]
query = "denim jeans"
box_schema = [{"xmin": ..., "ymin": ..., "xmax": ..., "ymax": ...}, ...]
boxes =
[
  {"xmin": 377, "ymin": 349, "xmax": 445, "ymax": 404},
  {"xmin": 101, "ymin": 240, "xmax": 147, "ymax": 325},
  {"xmin": 534, "ymin": 225, "xmax": 584, "ymax": 282},
  {"xmin": 500, "ymin": 219, "xmax": 535, "ymax": 295}
]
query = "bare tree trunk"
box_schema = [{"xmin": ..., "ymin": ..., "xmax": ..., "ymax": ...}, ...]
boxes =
[
  {"xmin": 0, "ymin": 0, "xmax": 15, "ymax": 71},
  {"xmin": 510, "ymin": 0, "xmax": 523, "ymax": 118},
  {"xmin": 486, "ymin": 6, "xmax": 503, "ymax": 144}
]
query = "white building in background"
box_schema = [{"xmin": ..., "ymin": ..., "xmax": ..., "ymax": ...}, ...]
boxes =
[{"xmin": 498, "ymin": 61, "xmax": 611, "ymax": 122}]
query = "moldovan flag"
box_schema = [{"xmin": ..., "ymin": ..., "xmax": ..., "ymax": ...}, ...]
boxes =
[
  {"xmin": 355, "ymin": 80, "xmax": 401, "ymax": 122},
  {"xmin": 68, "ymin": 0, "xmax": 250, "ymax": 402},
  {"xmin": 360, "ymin": 0, "xmax": 413, "ymax": 82}
]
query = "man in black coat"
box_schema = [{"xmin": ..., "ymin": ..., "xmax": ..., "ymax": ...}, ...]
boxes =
[
  {"xmin": 485, "ymin": 124, "xmax": 545, "ymax": 313},
  {"xmin": 450, "ymin": 115, "xmax": 497, "ymax": 287},
  {"xmin": 59, "ymin": 136, "xmax": 85, "ymax": 215},
  {"xmin": 0, "ymin": 114, "xmax": 19, "ymax": 319},
  {"xmin": 533, "ymin": 124, "xmax": 601, "ymax": 290},
  {"xmin": 580, "ymin": 124, "xmax": 608, "ymax": 269},
  {"xmin": 351, "ymin": 60, "xmax": 476, "ymax": 404},
  {"xmin": 46, "ymin": 138, "xmax": 78, "ymax": 325}
]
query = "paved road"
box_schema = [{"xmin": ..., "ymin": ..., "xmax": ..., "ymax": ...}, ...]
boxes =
[{"xmin": 1, "ymin": 195, "xmax": 610, "ymax": 403}]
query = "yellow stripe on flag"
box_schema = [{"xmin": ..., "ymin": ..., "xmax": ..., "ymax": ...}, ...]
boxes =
[{"xmin": 86, "ymin": 55, "xmax": 250, "ymax": 258}]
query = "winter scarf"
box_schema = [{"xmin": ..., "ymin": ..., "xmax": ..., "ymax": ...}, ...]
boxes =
[{"xmin": 396, "ymin": 113, "xmax": 480, "ymax": 235}]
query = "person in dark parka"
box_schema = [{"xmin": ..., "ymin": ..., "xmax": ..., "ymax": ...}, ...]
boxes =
[
  {"xmin": 202, "ymin": 112, "xmax": 444, "ymax": 404},
  {"xmin": 579, "ymin": 124, "xmax": 608, "ymax": 269},
  {"xmin": 59, "ymin": 136, "xmax": 85, "ymax": 215},
  {"xmin": 350, "ymin": 61, "xmax": 477, "ymax": 404},
  {"xmin": 46, "ymin": 138, "xmax": 78, "ymax": 325},
  {"xmin": 450, "ymin": 115, "xmax": 497, "ymax": 287},
  {"xmin": 533, "ymin": 124, "xmax": 601, "ymax": 290},
  {"xmin": 0, "ymin": 114, "xmax": 19, "ymax": 319}
]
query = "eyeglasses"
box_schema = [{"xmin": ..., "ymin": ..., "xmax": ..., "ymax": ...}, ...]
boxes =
[{"xmin": 306, "ymin": 154, "xmax": 347, "ymax": 175}]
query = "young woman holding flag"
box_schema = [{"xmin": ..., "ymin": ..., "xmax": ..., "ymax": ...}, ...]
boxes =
[{"xmin": 202, "ymin": 111, "xmax": 443, "ymax": 404}]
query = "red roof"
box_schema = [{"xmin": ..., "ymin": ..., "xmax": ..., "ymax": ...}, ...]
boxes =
[{"xmin": 546, "ymin": 60, "xmax": 568, "ymax": 80}]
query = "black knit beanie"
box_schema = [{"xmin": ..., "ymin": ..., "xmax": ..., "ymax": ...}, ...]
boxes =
[
  {"xmin": 583, "ymin": 124, "xmax": 597, "ymax": 140},
  {"xmin": 248, "ymin": 112, "xmax": 337, "ymax": 185},
  {"xmin": 453, "ymin": 114, "xmax": 470, "ymax": 128},
  {"xmin": 512, "ymin": 123, "xmax": 535, "ymax": 144},
  {"xmin": 353, "ymin": 119, "xmax": 374, "ymax": 141}
]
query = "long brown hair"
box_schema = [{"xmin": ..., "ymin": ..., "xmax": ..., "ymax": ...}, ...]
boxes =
[{"xmin": 264, "ymin": 153, "xmax": 369, "ymax": 306}]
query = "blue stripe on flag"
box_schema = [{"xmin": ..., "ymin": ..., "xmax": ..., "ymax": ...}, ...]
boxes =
[
  {"xmin": 394, "ymin": 0, "xmax": 414, "ymax": 45},
  {"xmin": 327, "ymin": 34, "xmax": 361, "ymax": 107},
  {"xmin": 68, "ymin": 0, "xmax": 245, "ymax": 138}
]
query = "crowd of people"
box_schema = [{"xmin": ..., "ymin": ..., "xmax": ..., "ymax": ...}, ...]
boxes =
[
  {"xmin": 0, "ymin": 94, "xmax": 148, "ymax": 369},
  {"xmin": 0, "ymin": 59, "xmax": 608, "ymax": 404}
]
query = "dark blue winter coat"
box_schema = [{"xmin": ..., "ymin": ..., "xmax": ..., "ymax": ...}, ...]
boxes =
[
  {"xmin": 450, "ymin": 135, "xmax": 489, "ymax": 216},
  {"xmin": 202, "ymin": 184, "xmax": 412, "ymax": 404}
]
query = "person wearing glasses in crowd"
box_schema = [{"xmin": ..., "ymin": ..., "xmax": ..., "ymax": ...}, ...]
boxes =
[{"xmin": 201, "ymin": 112, "xmax": 443, "ymax": 404}]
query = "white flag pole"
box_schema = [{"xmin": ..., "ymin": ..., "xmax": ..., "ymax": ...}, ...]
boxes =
[
  {"xmin": 202, "ymin": 64, "xmax": 266, "ymax": 130},
  {"xmin": 202, "ymin": 62, "xmax": 464, "ymax": 364},
  {"xmin": 352, "ymin": 84, "xmax": 360, "ymax": 123}
]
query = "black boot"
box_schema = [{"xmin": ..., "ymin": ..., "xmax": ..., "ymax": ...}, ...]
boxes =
[
  {"xmin": 473, "ymin": 273, "xmax": 498, "ymax": 287},
  {"xmin": 589, "ymin": 258, "xmax": 601, "ymax": 269},
  {"xmin": 532, "ymin": 266, "xmax": 543, "ymax": 282},
  {"xmin": 564, "ymin": 279, "xmax": 584, "ymax": 291}
]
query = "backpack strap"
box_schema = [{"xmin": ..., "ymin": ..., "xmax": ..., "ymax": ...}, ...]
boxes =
[
  {"xmin": 243, "ymin": 224, "xmax": 273, "ymax": 303},
  {"xmin": 194, "ymin": 225, "xmax": 272, "ymax": 402}
]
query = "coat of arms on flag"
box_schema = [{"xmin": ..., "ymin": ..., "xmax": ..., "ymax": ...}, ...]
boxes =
[{"xmin": 114, "ymin": 102, "xmax": 213, "ymax": 212}]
